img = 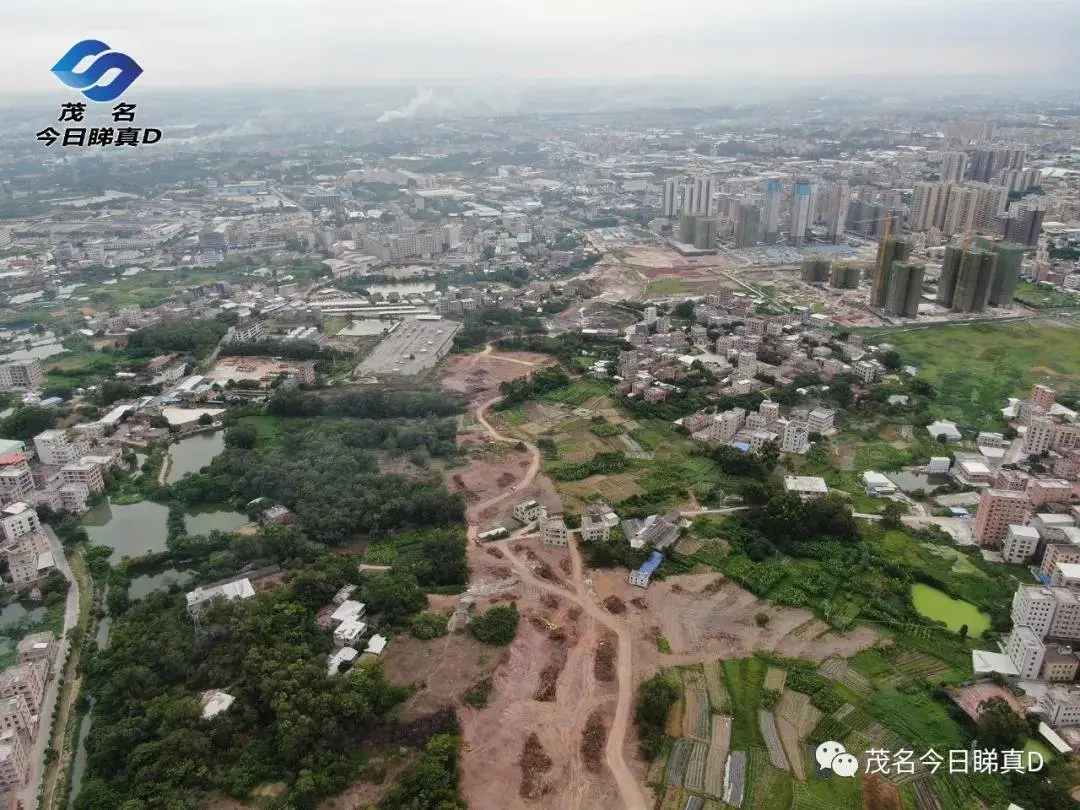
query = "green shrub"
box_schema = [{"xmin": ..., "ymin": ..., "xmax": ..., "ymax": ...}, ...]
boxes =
[
  {"xmin": 410, "ymin": 611, "xmax": 449, "ymax": 640},
  {"xmin": 468, "ymin": 604, "xmax": 519, "ymax": 646}
]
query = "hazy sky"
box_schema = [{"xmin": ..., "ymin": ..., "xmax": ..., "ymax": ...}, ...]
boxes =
[{"xmin": 4, "ymin": 0, "xmax": 1077, "ymax": 94}]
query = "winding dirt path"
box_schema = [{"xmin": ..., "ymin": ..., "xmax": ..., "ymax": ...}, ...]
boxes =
[{"xmin": 467, "ymin": 391, "xmax": 648, "ymax": 810}]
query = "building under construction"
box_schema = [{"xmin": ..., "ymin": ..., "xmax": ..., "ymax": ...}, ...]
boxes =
[
  {"xmin": 830, "ymin": 263, "xmax": 860, "ymax": 289},
  {"xmin": 989, "ymin": 242, "xmax": 1024, "ymax": 307},
  {"xmin": 951, "ymin": 249, "xmax": 997, "ymax": 313},
  {"xmin": 936, "ymin": 242, "xmax": 1016, "ymax": 311},
  {"xmin": 884, "ymin": 261, "xmax": 926, "ymax": 317},
  {"xmin": 870, "ymin": 236, "xmax": 911, "ymax": 308},
  {"xmin": 801, "ymin": 258, "xmax": 830, "ymax": 283}
]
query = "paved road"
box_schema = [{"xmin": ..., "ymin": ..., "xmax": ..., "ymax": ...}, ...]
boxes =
[
  {"xmin": 468, "ymin": 385, "xmax": 648, "ymax": 810},
  {"xmin": 16, "ymin": 530, "xmax": 80, "ymax": 810}
]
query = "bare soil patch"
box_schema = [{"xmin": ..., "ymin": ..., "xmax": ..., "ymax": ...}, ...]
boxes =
[
  {"xmin": 441, "ymin": 350, "xmax": 554, "ymax": 402},
  {"xmin": 589, "ymin": 570, "xmax": 880, "ymax": 669},
  {"xmin": 380, "ymin": 633, "xmax": 508, "ymax": 719},
  {"xmin": 863, "ymin": 773, "xmax": 902, "ymax": 810}
]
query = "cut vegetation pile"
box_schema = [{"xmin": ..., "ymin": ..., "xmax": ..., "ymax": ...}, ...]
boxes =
[
  {"xmin": 519, "ymin": 732, "xmax": 554, "ymax": 799},
  {"xmin": 540, "ymin": 593, "xmax": 560, "ymax": 610},
  {"xmin": 485, "ymin": 546, "xmax": 505, "ymax": 559},
  {"xmin": 630, "ymin": 597, "xmax": 648, "ymax": 609},
  {"xmin": 581, "ymin": 710, "xmax": 607, "ymax": 772},
  {"xmin": 534, "ymin": 663, "xmax": 564, "ymax": 702},
  {"xmin": 593, "ymin": 637, "xmax": 616, "ymax": 682},
  {"xmin": 603, "ymin": 596, "xmax": 625, "ymax": 614}
]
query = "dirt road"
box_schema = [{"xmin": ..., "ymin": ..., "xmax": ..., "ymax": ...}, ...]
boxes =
[
  {"xmin": 496, "ymin": 538, "xmax": 649, "ymax": 810},
  {"xmin": 467, "ymin": 388, "xmax": 648, "ymax": 810},
  {"xmin": 465, "ymin": 395, "xmax": 542, "ymax": 544}
]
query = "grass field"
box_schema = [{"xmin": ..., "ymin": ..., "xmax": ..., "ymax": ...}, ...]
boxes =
[
  {"xmin": 646, "ymin": 279, "xmax": 686, "ymax": 296},
  {"xmin": 236, "ymin": 414, "xmax": 287, "ymax": 441},
  {"xmin": 881, "ymin": 321, "xmax": 1080, "ymax": 426},
  {"xmin": 1014, "ymin": 279, "xmax": 1080, "ymax": 309}
]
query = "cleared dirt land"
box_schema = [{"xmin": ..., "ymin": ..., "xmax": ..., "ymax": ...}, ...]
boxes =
[
  {"xmin": 457, "ymin": 582, "xmax": 622, "ymax": 810},
  {"xmin": 593, "ymin": 571, "xmax": 880, "ymax": 667},
  {"xmin": 441, "ymin": 348, "xmax": 553, "ymax": 401}
]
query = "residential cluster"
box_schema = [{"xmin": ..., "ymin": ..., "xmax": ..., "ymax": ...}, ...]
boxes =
[{"xmin": 0, "ymin": 631, "xmax": 58, "ymax": 791}]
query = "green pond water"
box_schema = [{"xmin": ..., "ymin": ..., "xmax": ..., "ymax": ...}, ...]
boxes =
[{"xmin": 910, "ymin": 583, "xmax": 991, "ymax": 637}]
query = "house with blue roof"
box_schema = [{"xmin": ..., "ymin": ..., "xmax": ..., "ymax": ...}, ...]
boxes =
[{"xmin": 630, "ymin": 551, "xmax": 664, "ymax": 588}]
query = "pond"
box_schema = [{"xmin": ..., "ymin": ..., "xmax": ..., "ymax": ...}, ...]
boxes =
[
  {"xmin": 84, "ymin": 500, "xmax": 247, "ymax": 564},
  {"xmin": 910, "ymin": 583, "xmax": 991, "ymax": 637},
  {"xmin": 886, "ymin": 471, "xmax": 949, "ymax": 493},
  {"xmin": 84, "ymin": 500, "xmax": 168, "ymax": 563},
  {"xmin": 167, "ymin": 432, "xmax": 225, "ymax": 482},
  {"xmin": 128, "ymin": 568, "xmax": 195, "ymax": 600},
  {"xmin": 0, "ymin": 603, "xmax": 46, "ymax": 629},
  {"xmin": 1, "ymin": 340, "xmax": 66, "ymax": 361}
]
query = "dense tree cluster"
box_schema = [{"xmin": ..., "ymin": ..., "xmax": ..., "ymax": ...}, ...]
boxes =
[
  {"xmin": 76, "ymin": 579, "xmax": 407, "ymax": 809},
  {"xmin": 467, "ymin": 603, "xmax": 520, "ymax": 646},
  {"xmin": 124, "ymin": 318, "xmax": 232, "ymax": 359},
  {"xmin": 267, "ymin": 389, "xmax": 463, "ymax": 420},
  {"xmin": 167, "ymin": 418, "xmax": 465, "ymax": 544},
  {"xmin": 0, "ymin": 406, "xmax": 58, "ymax": 442},
  {"xmin": 634, "ymin": 674, "xmax": 680, "ymax": 759},
  {"xmin": 496, "ymin": 365, "xmax": 570, "ymax": 409},
  {"xmin": 219, "ymin": 340, "xmax": 347, "ymax": 362}
]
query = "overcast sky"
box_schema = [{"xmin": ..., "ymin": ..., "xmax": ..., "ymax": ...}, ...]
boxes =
[{"xmin": 4, "ymin": 0, "xmax": 1077, "ymax": 94}]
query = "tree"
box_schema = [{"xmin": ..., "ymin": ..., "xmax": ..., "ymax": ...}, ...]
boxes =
[
  {"xmin": 634, "ymin": 674, "xmax": 680, "ymax": 759},
  {"xmin": 936, "ymin": 433, "xmax": 949, "ymax": 444},
  {"xmin": 224, "ymin": 424, "xmax": 257, "ymax": 450},
  {"xmin": 959, "ymin": 623, "xmax": 969, "ymax": 638},
  {"xmin": 976, "ymin": 697, "xmax": 1027, "ymax": 750},
  {"xmin": 756, "ymin": 439, "xmax": 780, "ymax": 474},
  {"xmin": 881, "ymin": 350, "xmax": 902, "ymax": 371},
  {"xmin": 880, "ymin": 501, "xmax": 906, "ymax": 528},
  {"xmin": 0, "ymin": 406, "xmax": 58, "ymax": 442},
  {"xmin": 481, "ymin": 245, "xmax": 496, "ymax": 260},
  {"xmin": 361, "ymin": 572, "xmax": 427, "ymax": 625},
  {"xmin": 673, "ymin": 300, "xmax": 695, "ymax": 318},
  {"xmin": 197, "ymin": 413, "xmax": 213, "ymax": 426},
  {"xmin": 468, "ymin": 604, "xmax": 519, "ymax": 646}
]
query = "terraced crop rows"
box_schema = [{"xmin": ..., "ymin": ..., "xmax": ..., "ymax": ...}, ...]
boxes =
[
  {"xmin": 684, "ymin": 741, "xmax": 709, "ymax": 792},
  {"xmin": 667, "ymin": 739, "xmax": 693, "ymax": 786},
  {"xmin": 704, "ymin": 660, "xmax": 729, "ymax": 712},
  {"xmin": 886, "ymin": 651, "xmax": 951, "ymax": 685},
  {"xmin": 818, "ymin": 658, "xmax": 875, "ymax": 699},
  {"xmin": 759, "ymin": 710, "xmax": 790, "ymax": 771},
  {"xmin": 723, "ymin": 751, "xmax": 747, "ymax": 808}
]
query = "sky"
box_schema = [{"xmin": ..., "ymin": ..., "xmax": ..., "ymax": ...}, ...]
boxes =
[{"xmin": 2, "ymin": 0, "xmax": 1077, "ymax": 95}]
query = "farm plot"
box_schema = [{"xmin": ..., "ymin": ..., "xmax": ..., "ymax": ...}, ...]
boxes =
[
  {"xmin": 684, "ymin": 741, "xmax": 709, "ymax": 792},
  {"xmin": 774, "ymin": 696, "xmax": 808, "ymax": 779},
  {"xmin": 759, "ymin": 710, "xmax": 790, "ymax": 771},
  {"xmin": 667, "ymin": 739, "xmax": 694, "ymax": 786},
  {"xmin": 763, "ymin": 667, "xmax": 788, "ymax": 692},
  {"xmin": 683, "ymin": 669, "xmax": 710, "ymax": 741},
  {"xmin": 704, "ymin": 716, "xmax": 732, "ymax": 798},
  {"xmin": 884, "ymin": 651, "xmax": 951, "ymax": 686},
  {"xmin": 724, "ymin": 752, "xmax": 747, "ymax": 808},
  {"xmin": 913, "ymin": 778, "xmax": 943, "ymax": 810},
  {"xmin": 704, "ymin": 660, "xmax": 729, "ymax": 712},
  {"xmin": 818, "ymin": 658, "xmax": 875, "ymax": 699},
  {"xmin": 666, "ymin": 683, "xmax": 686, "ymax": 738},
  {"xmin": 746, "ymin": 748, "xmax": 794, "ymax": 810},
  {"xmin": 660, "ymin": 786, "xmax": 687, "ymax": 810}
]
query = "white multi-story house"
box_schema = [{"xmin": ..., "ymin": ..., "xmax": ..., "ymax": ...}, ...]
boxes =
[
  {"xmin": 1012, "ymin": 586, "xmax": 1057, "ymax": 638},
  {"xmin": 1006, "ymin": 626, "xmax": 1046, "ymax": 679},
  {"xmin": 540, "ymin": 516, "xmax": 569, "ymax": 547},
  {"xmin": 32, "ymin": 430, "xmax": 88, "ymax": 466},
  {"xmin": 512, "ymin": 500, "xmax": 547, "ymax": 524},
  {"xmin": 1002, "ymin": 524, "xmax": 1040, "ymax": 565}
]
